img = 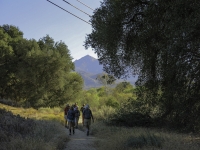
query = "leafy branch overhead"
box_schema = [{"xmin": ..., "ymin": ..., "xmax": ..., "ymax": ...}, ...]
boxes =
[{"xmin": 85, "ymin": 0, "xmax": 200, "ymax": 131}]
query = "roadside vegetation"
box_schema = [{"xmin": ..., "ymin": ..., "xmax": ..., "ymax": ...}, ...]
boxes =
[
  {"xmin": 1, "ymin": 0, "xmax": 200, "ymax": 148},
  {"xmin": 90, "ymin": 121, "xmax": 200, "ymax": 150},
  {"xmin": 0, "ymin": 103, "xmax": 67, "ymax": 150}
]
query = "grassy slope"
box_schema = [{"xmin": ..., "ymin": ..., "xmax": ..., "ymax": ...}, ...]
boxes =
[
  {"xmin": 90, "ymin": 121, "xmax": 200, "ymax": 150},
  {"xmin": 1, "ymin": 103, "xmax": 200, "ymax": 150},
  {"xmin": 0, "ymin": 103, "xmax": 67, "ymax": 150}
]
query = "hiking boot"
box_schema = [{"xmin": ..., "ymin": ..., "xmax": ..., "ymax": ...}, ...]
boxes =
[{"xmin": 87, "ymin": 131, "xmax": 89, "ymax": 136}]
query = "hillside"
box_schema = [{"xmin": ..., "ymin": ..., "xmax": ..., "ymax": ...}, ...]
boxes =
[{"xmin": 74, "ymin": 55, "xmax": 137, "ymax": 88}]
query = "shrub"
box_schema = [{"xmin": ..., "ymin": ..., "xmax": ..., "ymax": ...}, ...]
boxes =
[
  {"xmin": 93, "ymin": 106, "xmax": 116, "ymax": 121},
  {"xmin": 125, "ymin": 132, "xmax": 164, "ymax": 148},
  {"xmin": 105, "ymin": 97, "xmax": 119, "ymax": 108},
  {"xmin": 109, "ymin": 111, "xmax": 152, "ymax": 127}
]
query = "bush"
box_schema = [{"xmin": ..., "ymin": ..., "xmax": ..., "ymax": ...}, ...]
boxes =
[
  {"xmin": 105, "ymin": 97, "xmax": 119, "ymax": 108},
  {"xmin": 125, "ymin": 132, "xmax": 164, "ymax": 148},
  {"xmin": 109, "ymin": 111, "xmax": 152, "ymax": 127},
  {"xmin": 93, "ymin": 106, "xmax": 116, "ymax": 121},
  {"xmin": 107, "ymin": 98, "xmax": 153, "ymax": 127}
]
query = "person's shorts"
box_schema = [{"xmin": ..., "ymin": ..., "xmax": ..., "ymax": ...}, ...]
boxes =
[
  {"xmin": 84, "ymin": 119, "xmax": 91, "ymax": 126},
  {"xmin": 68, "ymin": 119, "xmax": 75, "ymax": 127},
  {"xmin": 67, "ymin": 119, "xmax": 75, "ymax": 123},
  {"xmin": 64, "ymin": 115, "xmax": 67, "ymax": 120}
]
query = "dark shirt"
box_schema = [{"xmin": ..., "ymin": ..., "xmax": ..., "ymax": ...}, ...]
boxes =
[
  {"xmin": 80, "ymin": 106, "xmax": 85, "ymax": 113},
  {"xmin": 67, "ymin": 110, "xmax": 75, "ymax": 120},
  {"xmin": 64, "ymin": 106, "xmax": 70, "ymax": 115}
]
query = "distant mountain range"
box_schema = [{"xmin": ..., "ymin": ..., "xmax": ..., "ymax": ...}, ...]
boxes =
[{"xmin": 74, "ymin": 55, "xmax": 137, "ymax": 89}]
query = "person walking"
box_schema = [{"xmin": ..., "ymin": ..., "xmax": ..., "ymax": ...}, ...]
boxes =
[
  {"xmin": 74, "ymin": 106, "xmax": 80, "ymax": 128},
  {"xmin": 64, "ymin": 104, "xmax": 70, "ymax": 128},
  {"xmin": 80, "ymin": 104, "xmax": 85, "ymax": 125},
  {"xmin": 83, "ymin": 104, "xmax": 94, "ymax": 136},
  {"xmin": 74, "ymin": 102, "xmax": 78, "ymax": 108},
  {"xmin": 67, "ymin": 106, "xmax": 75, "ymax": 135}
]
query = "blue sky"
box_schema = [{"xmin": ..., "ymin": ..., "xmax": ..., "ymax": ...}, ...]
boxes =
[{"xmin": 0, "ymin": 0, "xmax": 102, "ymax": 60}]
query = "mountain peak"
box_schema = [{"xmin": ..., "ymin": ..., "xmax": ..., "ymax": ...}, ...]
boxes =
[
  {"xmin": 74, "ymin": 55, "xmax": 103, "ymax": 74},
  {"xmin": 74, "ymin": 55, "xmax": 137, "ymax": 88},
  {"xmin": 77, "ymin": 55, "xmax": 97, "ymax": 61}
]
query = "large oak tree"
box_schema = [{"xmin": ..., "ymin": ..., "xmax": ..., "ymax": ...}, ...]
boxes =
[
  {"xmin": 85, "ymin": 0, "xmax": 200, "ymax": 130},
  {"xmin": 0, "ymin": 25, "xmax": 83, "ymax": 108}
]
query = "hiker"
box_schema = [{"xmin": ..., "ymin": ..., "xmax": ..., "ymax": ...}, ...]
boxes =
[
  {"xmin": 74, "ymin": 106, "xmax": 80, "ymax": 128},
  {"xmin": 80, "ymin": 104, "xmax": 85, "ymax": 125},
  {"xmin": 73, "ymin": 102, "xmax": 78, "ymax": 109},
  {"xmin": 64, "ymin": 104, "xmax": 70, "ymax": 128},
  {"xmin": 83, "ymin": 104, "xmax": 94, "ymax": 136},
  {"xmin": 67, "ymin": 106, "xmax": 75, "ymax": 135}
]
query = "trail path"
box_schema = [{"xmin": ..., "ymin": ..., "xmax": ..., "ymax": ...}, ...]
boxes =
[{"xmin": 64, "ymin": 129, "xmax": 96, "ymax": 150}]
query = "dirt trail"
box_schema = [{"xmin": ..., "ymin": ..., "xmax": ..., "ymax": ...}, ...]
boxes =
[{"xmin": 64, "ymin": 129, "xmax": 96, "ymax": 150}]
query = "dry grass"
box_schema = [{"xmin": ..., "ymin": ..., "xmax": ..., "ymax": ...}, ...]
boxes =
[
  {"xmin": 90, "ymin": 121, "xmax": 200, "ymax": 150},
  {"xmin": 1, "ymin": 121, "xmax": 68, "ymax": 150},
  {"xmin": 0, "ymin": 103, "xmax": 68, "ymax": 150},
  {"xmin": 0, "ymin": 103, "xmax": 64, "ymax": 122}
]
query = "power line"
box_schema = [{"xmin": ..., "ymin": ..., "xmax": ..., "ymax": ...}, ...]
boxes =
[
  {"xmin": 46, "ymin": 0, "xmax": 91, "ymax": 25},
  {"xmin": 76, "ymin": 0, "xmax": 94, "ymax": 11},
  {"xmin": 63, "ymin": 0, "xmax": 91, "ymax": 17}
]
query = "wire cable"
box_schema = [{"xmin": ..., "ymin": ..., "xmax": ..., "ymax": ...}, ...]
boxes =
[
  {"xmin": 46, "ymin": 0, "xmax": 91, "ymax": 25},
  {"xmin": 63, "ymin": 0, "xmax": 91, "ymax": 17},
  {"xmin": 76, "ymin": 0, "xmax": 94, "ymax": 11}
]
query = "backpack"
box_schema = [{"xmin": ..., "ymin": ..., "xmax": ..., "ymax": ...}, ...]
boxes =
[
  {"xmin": 75, "ymin": 110, "xmax": 80, "ymax": 117},
  {"xmin": 83, "ymin": 109, "xmax": 92, "ymax": 119},
  {"xmin": 67, "ymin": 110, "xmax": 75, "ymax": 120}
]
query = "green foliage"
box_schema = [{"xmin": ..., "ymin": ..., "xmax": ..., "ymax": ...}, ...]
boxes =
[
  {"xmin": 114, "ymin": 82, "xmax": 133, "ymax": 93},
  {"xmin": 96, "ymin": 87, "xmax": 106, "ymax": 97},
  {"xmin": 96, "ymin": 73, "xmax": 116, "ymax": 85},
  {"xmin": 105, "ymin": 96, "xmax": 119, "ymax": 108},
  {"xmin": 0, "ymin": 25, "xmax": 83, "ymax": 108},
  {"xmin": 85, "ymin": 0, "xmax": 200, "ymax": 132},
  {"xmin": 96, "ymin": 73, "xmax": 116, "ymax": 95},
  {"xmin": 112, "ymin": 82, "xmax": 136, "ymax": 104},
  {"xmin": 110, "ymin": 111, "xmax": 152, "ymax": 127},
  {"xmin": 93, "ymin": 105, "xmax": 116, "ymax": 121},
  {"xmin": 84, "ymin": 88, "xmax": 100, "ymax": 108}
]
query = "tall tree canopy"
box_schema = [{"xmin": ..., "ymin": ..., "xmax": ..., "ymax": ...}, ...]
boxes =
[
  {"xmin": 85, "ymin": 0, "xmax": 200, "ymax": 130},
  {"xmin": 0, "ymin": 25, "xmax": 83, "ymax": 108}
]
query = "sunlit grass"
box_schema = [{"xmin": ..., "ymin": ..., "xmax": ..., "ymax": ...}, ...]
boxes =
[
  {"xmin": 0, "ymin": 103, "xmax": 64, "ymax": 123},
  {"xmin": 0, "ymin": 103, "xmax": 67, "ymax": 150},
  {"xmin": 2, "ymin": 103, "xmax": 200, "ymax": 150}
]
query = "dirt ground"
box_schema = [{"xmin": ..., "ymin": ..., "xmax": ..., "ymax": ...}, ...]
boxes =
[{"xmin": 64, "ymin": 128, "xmax": 96, "ymax": 150}]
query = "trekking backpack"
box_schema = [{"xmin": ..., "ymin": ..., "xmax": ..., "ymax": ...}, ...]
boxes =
[
  {"xmin": 67, "ymin": 110, "xmax": 75, "ymax": 120},
  {"xmin": 83, "ymin": 109, "xmax": 92, "ymax": 119},
  {"xmin": 75, "ymin": 110, "xmax": 80, "ymax": 117}
]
